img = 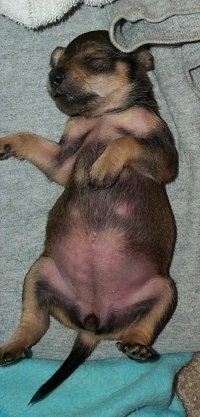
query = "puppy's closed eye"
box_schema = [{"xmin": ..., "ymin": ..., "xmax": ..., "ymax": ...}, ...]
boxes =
[{"xmin": 82, "ymin": 54, "xmax": 113, "ymax": 73}]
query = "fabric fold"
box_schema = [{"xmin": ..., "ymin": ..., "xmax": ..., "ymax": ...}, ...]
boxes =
[{"xmin": 109, "ymin": 0, "xmax": 200, "ymax": 52}]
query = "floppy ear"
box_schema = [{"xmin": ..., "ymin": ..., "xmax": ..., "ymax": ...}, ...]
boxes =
[
  {"xmin": 134, "ymin": 47, "xmax": 154, "ymax": 71},
  {"xmin": 50, "ymin": 47, "xmax": 65, "ymax": 67}
]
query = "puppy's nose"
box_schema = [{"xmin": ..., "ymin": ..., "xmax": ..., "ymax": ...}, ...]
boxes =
[{"xmin": 50, "ymin": 71, "xmax": 64, "ymax": 89}]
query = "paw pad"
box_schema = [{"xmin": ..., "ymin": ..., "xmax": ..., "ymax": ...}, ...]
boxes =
[
  {"xmin": 0, "ymin": 143, "xmax": 12, "ymax": 159},
  {"xmin": 4, "ymin": 144, "xmax": 11, "ymax": 152},
  {"xmin": 116, "ymin": 342, "xmax": 159, "ymax": 361},
  {"xmin": 0, "ymin": 352, "xmax": 14, "ymax": 364}
]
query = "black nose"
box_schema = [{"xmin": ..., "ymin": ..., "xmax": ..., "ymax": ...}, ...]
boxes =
[{"xmin": 50, "ymin": 70, "xmax": 65, "ymax": 89}]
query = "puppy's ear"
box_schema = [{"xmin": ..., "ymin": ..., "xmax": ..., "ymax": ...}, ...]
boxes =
[
  {"xmin": 50, "ymin": 47, "xmax": 65, "ymax": 68},
  {"xmin": 134, "ymin": 47, "xmax": 154, "ymax": 71}
]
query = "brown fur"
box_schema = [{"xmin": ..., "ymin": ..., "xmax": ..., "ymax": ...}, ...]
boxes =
[{"xmin": 0, "ymin": 31, "xmax": 178, "ymax": 402}]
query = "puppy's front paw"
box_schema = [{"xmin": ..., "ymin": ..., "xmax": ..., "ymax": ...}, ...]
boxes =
[
  {"xmin": 89, "ymin": 147, "xmax": 122, "ymax": 189},
  {"xmin": 0, "ymin": 141, "xmax": 13, "ymax": 160}
]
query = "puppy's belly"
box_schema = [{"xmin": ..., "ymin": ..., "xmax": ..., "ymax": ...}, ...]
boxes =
[{"xmin": 39, "ymin": 228, "xmax": 162, "ymax": 331}]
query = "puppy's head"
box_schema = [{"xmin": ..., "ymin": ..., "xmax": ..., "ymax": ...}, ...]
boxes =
[{"xmin": 48, "ymin": 31, "xmax": 154, "ymax": 117}]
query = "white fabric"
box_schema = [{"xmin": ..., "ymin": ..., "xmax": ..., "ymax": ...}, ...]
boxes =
[{"xmin": 0, "ymin": 0, "xmax": 114, "ymax": 28}]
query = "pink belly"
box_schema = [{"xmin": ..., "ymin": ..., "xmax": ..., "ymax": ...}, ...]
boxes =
[{"xmin": 41, "ymin": 227, "xmax": 162, "ymax": 322}]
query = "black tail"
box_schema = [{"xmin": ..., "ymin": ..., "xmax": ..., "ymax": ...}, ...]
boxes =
[{"xmin": 29, "ymin": 333, "xmax": 97, "ymax": 405}]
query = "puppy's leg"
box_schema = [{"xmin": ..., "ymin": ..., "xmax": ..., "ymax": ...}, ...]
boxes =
[
  {"xmin": 117, "ymin": 276, "xmax": 177, "ymax": 361},
  {"xmin": 90, "ymin": 130, "xmax": 178, "ymax": 188},
  {"xmin": 0, "ymin": 257, "xmax": 50, "ymax": 364},
  {"xmin": 0, "ymin": 132, "xmax": 74, "ymax": 185}
]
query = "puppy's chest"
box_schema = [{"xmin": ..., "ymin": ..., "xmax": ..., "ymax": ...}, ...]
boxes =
[{"xmin": 65, "ymin": 106, "xmax": 158, "ymax": 146}]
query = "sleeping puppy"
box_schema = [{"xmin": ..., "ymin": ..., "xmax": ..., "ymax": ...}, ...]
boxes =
[{"xmin": 0, "ymin": 31, "xmax": 178, "ymax": 403}]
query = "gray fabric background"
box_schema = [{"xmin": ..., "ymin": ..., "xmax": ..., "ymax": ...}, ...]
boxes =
[{"xmin": 0, "ymin": 2, "xmax": 200, "ymax": 360}]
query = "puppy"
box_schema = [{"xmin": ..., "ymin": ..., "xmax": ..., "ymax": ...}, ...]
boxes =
[{"xmin": 0, "ymin": 31, "xmax": 178, "ymax": 403}]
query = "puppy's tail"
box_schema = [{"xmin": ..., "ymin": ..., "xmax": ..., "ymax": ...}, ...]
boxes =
[{"xmin": 28, "ymin": 332, "xmax": 97, "ymax": 405}]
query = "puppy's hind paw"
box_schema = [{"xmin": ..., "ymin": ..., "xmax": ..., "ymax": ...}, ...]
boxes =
[
  {"xmin": 0, "ymin": 345, "xmax": 32, "ymax": 365},
  {"xmin": 116, "ymin": 342, "xmax": 159, "ymax": 361}
]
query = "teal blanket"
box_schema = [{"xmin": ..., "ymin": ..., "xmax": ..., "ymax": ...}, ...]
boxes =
[{"xmin": 0, "ymin": 353, "xmax": 192, "ymax": 417}]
